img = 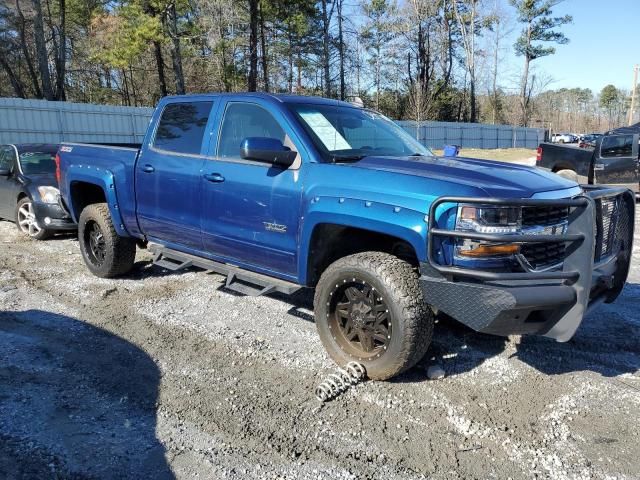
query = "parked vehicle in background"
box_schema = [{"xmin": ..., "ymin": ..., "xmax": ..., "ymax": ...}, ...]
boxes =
[
  {"xmin": 537, "ymin": 132, "xmax": 639, "ymax": 193},
  {"xmin": 57, "ymin": 93, "xmax": 635, "ymax": 380},
  {"xmin": 0, "ymin": 144, "xmax": 75, "ymax": 239},
  {"xmin": 551, "ymin": 133, "xmax": 578, "ymax": 144},
  {"xmin": 578, "ymin": 134, "xmax": 602, "ymax": 148}
]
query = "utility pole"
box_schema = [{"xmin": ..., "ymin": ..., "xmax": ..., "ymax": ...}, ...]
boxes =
[{"xmin": 629, "ymin": 64, "xmax": 639, "ymax": 126}]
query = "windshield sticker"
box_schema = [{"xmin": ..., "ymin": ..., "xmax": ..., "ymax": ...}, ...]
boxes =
[{"xmin": 299, "ymin": 111, "xmax": 351, "ymax": 151}]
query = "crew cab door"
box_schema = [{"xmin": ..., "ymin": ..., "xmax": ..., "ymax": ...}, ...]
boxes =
[
  {"xmin": 593, "ymin": 134, "xmax": 639, "ymax": 191},
  {"xmin": 200, "ymin": 99, "xmax": 305, "ymax": 278},
  {"xmin": 135, "ymin": 100, "xmax": 217, "ymax": 249}
]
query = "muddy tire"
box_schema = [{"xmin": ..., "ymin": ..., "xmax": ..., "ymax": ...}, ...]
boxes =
[
  {"xmin": 15, "ymin": 197, "xmax": 52, "ymax": 240},
  {"xmin": 314, "ymin": 252, "xmax": 434, "ymax": 380},
  {"xmin": 78, "ymin": 203, "xmax": 136, "ymax": 278},
  {"xmin": 555, "ymin": 169, "xmax": 579, "ymax": 182}
]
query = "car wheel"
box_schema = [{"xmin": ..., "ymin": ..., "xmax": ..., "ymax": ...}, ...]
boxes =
[
  {"xmin": 555, "ymin": 169, "xmax": 579, "ymax": 182},
  {"xmin": 15, "ymin": 197, "xmax": 52, "ymax": 240},
  {"xmin": 78, "ymin": 203, "xmax": 136, "ymax": 278},
  {"xmin": 314, "ymin": 252, "xmax": 434, "ymax": 380}
]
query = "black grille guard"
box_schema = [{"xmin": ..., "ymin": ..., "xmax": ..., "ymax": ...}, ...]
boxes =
[{"xmin": 425, "ymin": 186, "xmax": 635, "ymax": 341}]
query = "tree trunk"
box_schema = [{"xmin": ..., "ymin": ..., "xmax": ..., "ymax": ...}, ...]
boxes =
[
  {"xmin": 247, "ymin": 0, "xmax": 259, "ymax": 91},
  {"xmin": 55, "ymin": 0, "xmax": 67, "ymax": 100},
  {"xmin": 169, "ymin": 4, "xmax": 186, "ymax": 95},
  {"xmin": 337, "ymin": 0, "xmax": 345, "ymax": 100},
  {"xmin": 32, "ymin": 0, "xmax": 54, "ymax": 100},
  {"xmin": 321, "ymin": 0, "xmax": 331, "ymax": 97},
  {"xmin": 16, "ymin": 0, "xmax": 42, "ymax": 97},
  {"xmin": 519, "ymin": 56, "xmax": 530, "ymax": 126},
  {"xmin": 0, "ymin": 57, "xmax": 27, "ymax": 98},
  {"xmin": 153, "ymin": 40, "xmax": 168, "ymax": 97},
  {"xmin": 259, "ymin": 3, "xmax": 269, "ymax": 92}
]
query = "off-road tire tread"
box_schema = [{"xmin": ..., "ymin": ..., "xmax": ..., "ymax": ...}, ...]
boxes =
[
  {"xmin": 314, "ymin": 252, "xmax": 434, "ymax": 380},
  {"xmin": 79, "ymin": 203, "xmax": 136, "ymax": 278}
]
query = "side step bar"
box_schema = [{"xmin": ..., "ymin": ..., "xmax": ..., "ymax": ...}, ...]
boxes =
[{"xmin": 148, "ymin": 243, "xmax": 301, "ymax": 297}]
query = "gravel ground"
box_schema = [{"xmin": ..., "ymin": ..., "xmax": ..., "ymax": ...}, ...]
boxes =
[{"xmin": 1, "ymin": 210, "xmax": 639, "ymax": 480}]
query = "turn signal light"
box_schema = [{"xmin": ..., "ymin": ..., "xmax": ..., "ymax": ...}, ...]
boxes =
[{"xmin": 457, "ymin": 243, "xmax": 520, "ymax": 257}]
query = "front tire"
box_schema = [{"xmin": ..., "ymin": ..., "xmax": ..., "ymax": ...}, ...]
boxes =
[
  {"xmin": 15, "ymin": 197, "xmax": 52, "ymax": 240},
  {"xmin": 314, "ymin": 252, "xmax": 434, "ymax": 380},
  {"xmin": 78, "ymin": 203, "xmax": 136, "ymax": 278}
]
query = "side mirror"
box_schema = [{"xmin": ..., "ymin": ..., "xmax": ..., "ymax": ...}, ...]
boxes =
[
  {"xmin": 240, "ymin": 137, "xmax": 297, "ymax": 168},
  {"xmin": 0, "ymin": 169, "xmax": 10, "ymax": 176}
]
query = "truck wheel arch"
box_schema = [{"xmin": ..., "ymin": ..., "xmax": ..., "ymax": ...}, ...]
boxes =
[
  {"xmin": 304, "ymin": 223, "xmax": 421, "ymax": 287},
  {"xmin": 69, "ymin": 181, "xmax": 108, "ymax": 221}
]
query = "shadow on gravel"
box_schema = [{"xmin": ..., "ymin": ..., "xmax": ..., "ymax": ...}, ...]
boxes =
[
  {"xmin": 395, "ymin": 283, "xmax": 640, "ymax": 382},
  {"xmin": 0, "ymin": 310, "xmax": 173, "ymax": 479}
]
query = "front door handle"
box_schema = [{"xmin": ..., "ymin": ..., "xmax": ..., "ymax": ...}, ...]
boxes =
[
  {"xmin": 204, "ymin": 173, "xmax": 225, "ymax": 183},
  {"xmin": 141, "ymin": 164, "xmax": 155, "ymax": 173}
]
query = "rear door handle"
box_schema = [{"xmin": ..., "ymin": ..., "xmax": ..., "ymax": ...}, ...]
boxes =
[
  {"xmin": 141, "ymin": 164, "xmax": 155, "ymax": 173},
  {"xmin": 204, "ymin": 173, "xmax": 225, "ymax": 183}
]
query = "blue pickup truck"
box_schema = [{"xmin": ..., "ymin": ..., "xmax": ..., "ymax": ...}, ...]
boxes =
[{"xmin": 57, "ymin": 93, "xmax": 635, "ymax": 379}]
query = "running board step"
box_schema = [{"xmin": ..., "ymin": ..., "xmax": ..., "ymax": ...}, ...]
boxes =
[{"xmin": 148, "ymin": 243, "xmax": 300, "ymax": 297}]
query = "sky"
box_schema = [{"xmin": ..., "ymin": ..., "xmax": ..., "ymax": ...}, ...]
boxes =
[{"xmin": 497, "ymin": 0, "xmax": 639, "ymax": 94}]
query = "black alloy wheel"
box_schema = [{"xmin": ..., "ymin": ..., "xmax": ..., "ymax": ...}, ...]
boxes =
[{"xmin": 327, "ymin": 279, "xmax": 392, "ymax": 360}]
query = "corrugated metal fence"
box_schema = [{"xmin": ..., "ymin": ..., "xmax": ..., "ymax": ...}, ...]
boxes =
[
  {"xmin": 397, "ymin": 120, "xmax": 546, "ymax": 150},
  {"xmin": 0, "ymin": 97, "xmax": 545, "ymax": 149},
  {"xmin": 0, "ymin": 98, "xmax": 153, "ymax": 144}
]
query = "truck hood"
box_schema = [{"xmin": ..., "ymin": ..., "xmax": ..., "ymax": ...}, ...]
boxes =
[{"xmin": 351, "ymin": 155, "xmax": 577, "ymax": 198}]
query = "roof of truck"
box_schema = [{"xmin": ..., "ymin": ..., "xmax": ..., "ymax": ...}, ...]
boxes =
[
  {"xmin": 607, "ymin": 122, "xmax": 640, "ymax": 135},
  {"xmin": 161, "ymin": 92, "xmax": 355, "ymax": 108}
]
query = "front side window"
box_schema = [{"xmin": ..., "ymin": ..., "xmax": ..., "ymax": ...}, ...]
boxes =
[
  {"xmin": 154, "ymin": 101, "xmax": 213, "ymax": 155},
  {"xmin": 217, "ymin": 103, "xmax": 286, "ymax": 159},
  {"xmin": 18, "ymin": 149, "xmax": 57, "ymax": 175},
  {"xmin": 601, "ymin": 135, "xmax": 633, "ymax": 158},
  {"xmin": 288, "ymin": 103, "xmax": 433, "ymax": 162}
]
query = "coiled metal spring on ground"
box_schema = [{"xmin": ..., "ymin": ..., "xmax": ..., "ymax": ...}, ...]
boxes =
[{"xmin": 315, "ymin": 362, "xmax": 367, "ymax": 402}]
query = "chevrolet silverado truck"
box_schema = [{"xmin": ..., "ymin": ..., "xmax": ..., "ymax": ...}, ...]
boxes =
[
  {"xmin": 537, "ymin": 130, "xmax": 639, "ymax": 195},
  {"xmin": 57, "ymin": 94, "xmax": 635, "ymax": 380}
]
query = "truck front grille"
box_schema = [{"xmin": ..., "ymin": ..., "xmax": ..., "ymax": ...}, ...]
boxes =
[
  {"xmin": 520, "ymin": 206, "xmax": 569, "ymax": 270},
  {"xmin": 520, "ymin": 242, "xmax": 566, "ymax": 270},
  {"xmin": 522, "ymin": 205, "xmax": 569, "ymax": 226}
]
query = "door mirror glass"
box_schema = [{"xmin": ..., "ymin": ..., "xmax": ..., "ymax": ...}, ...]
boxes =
[{"xmin": 240, "ymin": 137, "xmax": 297, "ymax": 168}]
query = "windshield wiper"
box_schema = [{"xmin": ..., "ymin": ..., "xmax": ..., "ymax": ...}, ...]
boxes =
[{"xmin": 332, "ymin": 154, "xmax": 367, "ymax": 163}]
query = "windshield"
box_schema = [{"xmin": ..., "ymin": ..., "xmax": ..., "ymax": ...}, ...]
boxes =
[
  {"xmin": 288, "ymin": 103, "xmax": 433, "ymax": 162},
  {"xmin": 18, "ymin": 150, "xmax": 57, "ymax": 175}
]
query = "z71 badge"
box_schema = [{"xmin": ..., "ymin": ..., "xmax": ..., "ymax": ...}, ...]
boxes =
[{"xmin": 263, "ymin": 222, "xmax": 287, "ymax": 233}]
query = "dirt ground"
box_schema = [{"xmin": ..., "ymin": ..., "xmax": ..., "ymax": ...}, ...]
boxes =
[{"xmin": 1, "ymin": 210, "xmax": 639, "ymax": 480}]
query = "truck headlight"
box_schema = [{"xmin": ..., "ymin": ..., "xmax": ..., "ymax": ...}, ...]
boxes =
[
  {"xmin": 455, "ymin": 205, "xmax": 521, "ymax": 258},
  {"xmin": 37, "ymin": 186, "xmax": 60, "ymax": 204}
]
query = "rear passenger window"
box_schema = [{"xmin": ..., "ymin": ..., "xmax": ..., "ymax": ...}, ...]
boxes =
[
  {"xmin": 600, "ymin": 135, "xmax": 633, "ymax": 158},
  {"xmin": 217, "ymin": 103, "xmax": 286, "ymax": 159},
  {"xmin": 154, "ymin": 102, "xmax": 213, "ymax": 155}
]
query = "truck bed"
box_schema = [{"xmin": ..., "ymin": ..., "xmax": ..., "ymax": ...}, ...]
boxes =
[
  {"xmin": 58, "ymin": 142, "xmax": 141, "ymax": 235},
  {"xmin": 537, "ymin": 142, "xmax": 592, "ymax": 179}
]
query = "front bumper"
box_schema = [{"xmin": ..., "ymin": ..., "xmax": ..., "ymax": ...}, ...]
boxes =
[
  {"xmin": 420, "ymin": 187, "xmax": 635, "ymax": 341},
  {"xmin": 32, "ymin": 199, "xmax": 76, "ymax": 231}
]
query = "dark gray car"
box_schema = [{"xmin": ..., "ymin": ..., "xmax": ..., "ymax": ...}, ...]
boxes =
[{"xmin": 0, "ymin": 144, "xmax": 75, "ymax": 239}]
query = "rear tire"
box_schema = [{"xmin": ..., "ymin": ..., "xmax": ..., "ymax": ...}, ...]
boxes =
[
  {"xmin": 314, "ymin": 252, "xmax": 434, "ymax": 380},
  {"xmin": 555, "ymin": 169, "xmax": 579, "ymax": 182},
  {"xmin": 78, "ymin": 203, "xmax": 136, "ymax": 278}
]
